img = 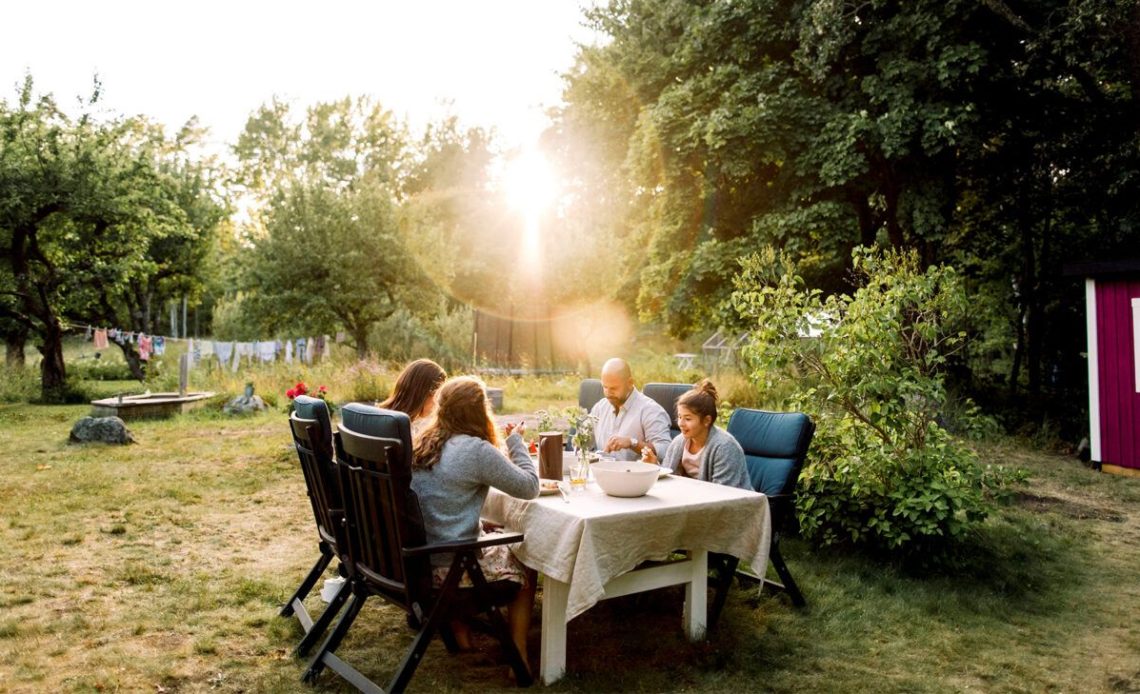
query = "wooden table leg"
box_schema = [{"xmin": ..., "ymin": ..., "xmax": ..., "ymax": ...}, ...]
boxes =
[
  {"xmin": 683, "ymin": 550, "xmax": 708, "ymax": 641},
  {"xmin": 540, "ymin": 576, "xmax": 570, "ymax": 685}
]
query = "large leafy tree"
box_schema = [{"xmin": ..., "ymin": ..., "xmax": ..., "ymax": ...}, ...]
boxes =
[
  {"xmin": 562, "ymin": 0, "xmax": 1139, "ymax": 425},
  {"xmin": 232, "ymin": 97, "xmax": 432, "ymax": 358},
  {"xmin": 0, "ymin": 77, "xmax": 225, "ymax": 398}
]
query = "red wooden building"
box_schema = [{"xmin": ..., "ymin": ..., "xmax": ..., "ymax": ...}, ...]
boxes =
[{"xmin": 1070, "ymin": 260, "xmax": 1140, "ymax": 477}]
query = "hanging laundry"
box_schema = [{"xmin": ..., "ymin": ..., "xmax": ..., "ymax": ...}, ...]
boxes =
[
  {"xmin": 284, "ymin": 339, "xmax": 293, "ymax": 363},
  {"xmin": 214, "ymin": 341, "xmax": 234, "ymax": 367},
  {"xmin": 258, "ymin": 341, "xmax": 277, "ymax": 363},
  {"xmin": 93, "ymin": 328, "xmax": 109, "ymax": 350},
  {"xmin": 313, "ymin": 335, "xmax": 325, "ymax": 362},
  {"xmin": 138, "ymin": 334, "xmax": 153, "ymax": 361},
  {"xmin": 85, "ymin": 325, "xmax": 93, "ymax": 340},
  {"xmin": 335, "ymin": 331, "xmax": 346, "ymax": 344},
  {"xmin": 153, "ymin": 336, "xmax": 166, "ymax": 356},
  {"xmin": 295, "ymin": 337, "xmax": 307, "ymax": 364},
  {"xmin": 305, "ymin": 337, "xmax": 315, "ymax": 365},
  {"xmin": 233, "ymin": 342, "xmax": 253, "ymax": 372}
]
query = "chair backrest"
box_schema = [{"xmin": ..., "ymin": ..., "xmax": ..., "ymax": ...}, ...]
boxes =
[
  {"xmin": 643, "ymin": 382, "xmax": 693, "ymax": 439},
  {"xmin": 726, "ymin": 408, "xmax": 815, "ymax": 497},
  {"xmin": 293, "ymin": 394, "xmax": 333, "ymax": 458},
  {"xmin": 290, "ymin": 413, "xmax": 341, "ymax": 549},
  {"xmin": 335, "ymin": 407, "xmax": 430, "ymax": 606},
  {"xmin": 578, "ymin": 378, "xmax": 604, "ymax": 412},
  {"xmin": 340, "ymin": 402, "xmax": 415, "ymax": 469}
]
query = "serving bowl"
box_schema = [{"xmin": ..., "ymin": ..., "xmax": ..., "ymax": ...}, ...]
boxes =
[{"xmin": 591, "ymin": 460, "xmax": 660, "ymax": 498}]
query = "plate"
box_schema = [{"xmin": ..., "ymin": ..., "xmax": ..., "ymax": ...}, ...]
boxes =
[
  {"xmin": 657, "ymin": 466, "xmax": 673, "ymax": 478},
  {"xmin": 539, "ymin": 480, "xmax": 562, "ymax": 495}
]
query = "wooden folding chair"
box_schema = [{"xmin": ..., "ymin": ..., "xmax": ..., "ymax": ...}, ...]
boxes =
[
  {"xmin": 284, "ymin": 409, "xmax": 353, "ymax": 657},
  {"xmin": 302, "ymin": 419, "xmax": 533, "ymax": 692}
]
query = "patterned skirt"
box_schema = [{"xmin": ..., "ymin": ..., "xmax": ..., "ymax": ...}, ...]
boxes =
[{"xmin": 430, "ymin": 533, "xmax": 528, "ymax": 589}]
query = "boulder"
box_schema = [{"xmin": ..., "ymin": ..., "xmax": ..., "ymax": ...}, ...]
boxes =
[
  {"xmin": 69, "ymin": 416, "xmax": 136, "ymax": 445},
  {"xmin": 224, "ymin": 393, "xmax": 267, "ymax": 415}
]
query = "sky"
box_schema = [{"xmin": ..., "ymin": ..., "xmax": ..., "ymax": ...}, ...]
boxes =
[{"xmin": 1, "ymin": 0, "xmax": 599, "ymax": 153}]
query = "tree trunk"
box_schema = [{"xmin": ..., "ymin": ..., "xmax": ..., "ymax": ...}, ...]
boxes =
[
  {"xmin": 38, "ymin": 319, "xmax": 67, "ymax": 401},
  {"xmin": 5, "ymin": 326, "xmax": 27, "ymax": 368},
  {"xmin": 352, "ymin": 326, "xmax": 369, "ymax": 361},
  {"xmin": 884, "ymin": 181, "xmax": 904, "ymax": 247},
  {"xmin": 852, "ymin": 193, "xmax": 877, "ymax": 248},
  {"xmin": 116, "ymin": 341, "xmax": 147, "ymax": 381}
]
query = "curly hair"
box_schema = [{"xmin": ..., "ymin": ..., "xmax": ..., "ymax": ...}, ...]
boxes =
[{"xmin": 413, "ymin": 376, "xmax": 499, "ymax": 470}]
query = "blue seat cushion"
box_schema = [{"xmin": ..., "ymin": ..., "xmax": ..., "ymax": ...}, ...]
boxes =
[
  {"xmin": 292, "ymin": 395, "xmax": 332, "ymax": 449},
  {"xmin": 578, "ymin": 379, "xmax": 604, "ymax": 412},
  {"xmin": 727, "ymin": 409, "xmax": 813, "ymax": 495},
  {"xmin": 745, "ymin": 454, "xmax": 797, "ymax": 496},
  {"xmin": 340, "ymin": 402, "xmax": 412, "ymax": 443}
]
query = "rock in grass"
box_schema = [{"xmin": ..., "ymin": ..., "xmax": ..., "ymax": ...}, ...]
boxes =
[
  {"xmin": 69, "ymin": 416, "xmax": 136, "ymax": 445},
  {"xmin": 223, "ymin": 393, "xmax": 267, "ymax": 415}
]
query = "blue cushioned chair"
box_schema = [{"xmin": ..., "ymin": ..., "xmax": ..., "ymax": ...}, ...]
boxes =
[
  {"xmin": 578, "ymin": 378, "xmax": 604, "ymax": 412},
  {"xmin": 283, "ymin": 396, "xmax": 351, "ymax": 657},
  {"xmin": 722, "ymin": 408, "xmax": 815, "ymax": 610},
  {"xmin": 302, "ymin": 405, "xmax": 532, "ymax": 691},
  {"xmin": 643, "ymin": 382, "xmax": 692, "ymax": 440}
]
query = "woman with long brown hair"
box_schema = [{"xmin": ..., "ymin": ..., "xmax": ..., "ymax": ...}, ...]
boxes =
[
  {"xmin": 379, "ymin": 358, "xmax": 446, "ymax": 435},
  {"xmin": 411, "ymin": 375, "xmax": 539, "ymax": 664}
]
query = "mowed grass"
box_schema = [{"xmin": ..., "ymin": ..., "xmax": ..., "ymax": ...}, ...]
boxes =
[{"xmin": 0, "ymin": 396, "xmax": 1138, "ymax": 693}]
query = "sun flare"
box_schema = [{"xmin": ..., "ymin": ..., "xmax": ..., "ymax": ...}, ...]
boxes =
[{"xmin": 502, "ymin": 149, "xmax": 558, "ymax": 261}]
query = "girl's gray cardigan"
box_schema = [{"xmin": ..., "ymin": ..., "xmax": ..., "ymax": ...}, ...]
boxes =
[{"xmin": 661, "ymin": 425, "xmax": 752, "ymax": 491}]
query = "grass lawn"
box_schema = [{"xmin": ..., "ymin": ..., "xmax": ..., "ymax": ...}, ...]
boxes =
[{"xmin": 1, "ymin": 398, "xmax": 1138, "ymax": 693}]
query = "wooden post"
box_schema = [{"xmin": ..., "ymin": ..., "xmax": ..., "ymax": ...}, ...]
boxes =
[{"xmin": 179, "ymin": 353, "xmax": 189, "ymax": 396}]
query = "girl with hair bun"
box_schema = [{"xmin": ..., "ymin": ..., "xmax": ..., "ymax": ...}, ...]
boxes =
[{"xmin": 642, "ymin": 379, "xmax": 751, "ymax": 490}]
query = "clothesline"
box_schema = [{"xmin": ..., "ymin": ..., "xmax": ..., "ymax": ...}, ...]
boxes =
[{"xmin": 66, "ymin": 321, "xmax": 346, "ymax": 370}]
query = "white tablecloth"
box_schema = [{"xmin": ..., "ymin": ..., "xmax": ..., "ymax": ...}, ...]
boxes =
[{"xmin": 483, "ymin": 474, "xmax": 771, "ymax": 621}]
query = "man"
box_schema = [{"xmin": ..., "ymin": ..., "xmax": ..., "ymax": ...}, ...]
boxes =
[{"xmin": 589, "ymin": 358, "xmax": 672, "ymax": 462}]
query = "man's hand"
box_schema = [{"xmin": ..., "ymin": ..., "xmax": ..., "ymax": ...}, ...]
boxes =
[
  {"xmin": 604, "ymin": 435, "xmax": 632, "ymax": 452},
  {"xmin": 641, "ymin": 446, "xmax": 658, "ymax": 464}
]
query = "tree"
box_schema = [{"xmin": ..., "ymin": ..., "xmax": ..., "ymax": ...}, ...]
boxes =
[
  {"xmin": 240, "ymin": 179, "xmax": 430, "ymax": 359},
  {"xmin": 562, "ymin": 0, "xmax": 1140, "ymax": 431},
  {"xmin": 0, "ymin": 77, "xmax": 224, "ymax": 398},
  {"xmin": 232, "ymin": 97, "xmax": 433, "ymax": 358}
]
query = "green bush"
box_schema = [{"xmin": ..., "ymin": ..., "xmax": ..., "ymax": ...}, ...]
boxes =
[
  {"xmin": 0, "ymin": 366, "xmax": 39, "ymax": 403},
  {"xmin": 69, "ymin": 358, "xmax": 135, "ymax": 382},
  {"xmin": 732, "ymin": 246, "xmax": 1024, "ymax": 560}
]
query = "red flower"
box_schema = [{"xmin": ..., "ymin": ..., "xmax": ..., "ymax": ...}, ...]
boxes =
[
  {"xmin": 318, "ymin": 385, "xmax": 328, "ymax": 393},
  {"xmin": 286, "ymin": 388, "xmax": 296, "ymax": 399}
]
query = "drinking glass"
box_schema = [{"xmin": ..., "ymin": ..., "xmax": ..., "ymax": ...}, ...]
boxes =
[{"xmin": 569, "ymin": 447, "xmax": 590, "ymax": 491}]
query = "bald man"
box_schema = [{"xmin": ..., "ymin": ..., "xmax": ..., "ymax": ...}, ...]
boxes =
[{"xmin": 589, "ymin": 358, "xmax": 672, "ymax": 462}]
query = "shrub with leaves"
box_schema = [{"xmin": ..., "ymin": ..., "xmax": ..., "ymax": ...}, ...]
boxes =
[{"xmin": 732, "ymin": 247, "xmax": 1023, "ymax": 559}]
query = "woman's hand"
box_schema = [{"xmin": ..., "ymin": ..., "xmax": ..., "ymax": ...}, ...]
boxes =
[
  {"xmin": 504, "ymin": 421, "xmax": 526, "ymax": 439},
  {"xmin": 641, "ymin": 445, "xmax": 658, "ymax": 465}
]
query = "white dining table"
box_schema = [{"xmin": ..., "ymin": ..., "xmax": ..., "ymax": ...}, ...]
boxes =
[{"xmin": 482, "ymin": 470, "xmax": 771, "ymax": 685}]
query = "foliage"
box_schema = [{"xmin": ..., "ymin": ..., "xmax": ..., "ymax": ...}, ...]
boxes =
[
  {"xmin": 231, "ymin": 98, "xmax": 447, "ymax": 359},
  {"xmin": 367, "ymin": 303, "xmax": 473, "ymax": 371},
  {"xmin": 563, "ymin": 0, "xmax": 1140, "ymax": 434},
  {"xmin": 0, "ymin": 76, "xmax": 226, "ymax": 399},
  {"xmin": 0, "ymin": 366, "xmax": 38, "ymax": 403},
  {"xmin": 732, "ymin": 246, "xmax": 1024, "ymax": 558}
]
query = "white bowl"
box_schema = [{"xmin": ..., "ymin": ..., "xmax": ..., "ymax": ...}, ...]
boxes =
[{"xmin": 591, "ymin": 460, "xmax": 660, "ymax": 497}]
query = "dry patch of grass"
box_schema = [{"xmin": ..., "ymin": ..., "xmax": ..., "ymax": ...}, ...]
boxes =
[{"xmin": 0, "ymin": 400, "xmax": 1138, "ymax": 693}]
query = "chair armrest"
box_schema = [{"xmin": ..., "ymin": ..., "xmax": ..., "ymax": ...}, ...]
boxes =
[{"xmin": 402, "ymin": 531, "xmax": 524, "ymax": 557}]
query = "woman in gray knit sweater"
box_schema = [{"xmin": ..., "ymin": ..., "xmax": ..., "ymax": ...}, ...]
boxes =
[
  {"xmin": 412, "ymin": 376, "xmax": 539, "ymax": 665},
  {"xmin": 642, "ymin": 379, "xmax": 751, "ymax": 491}
]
